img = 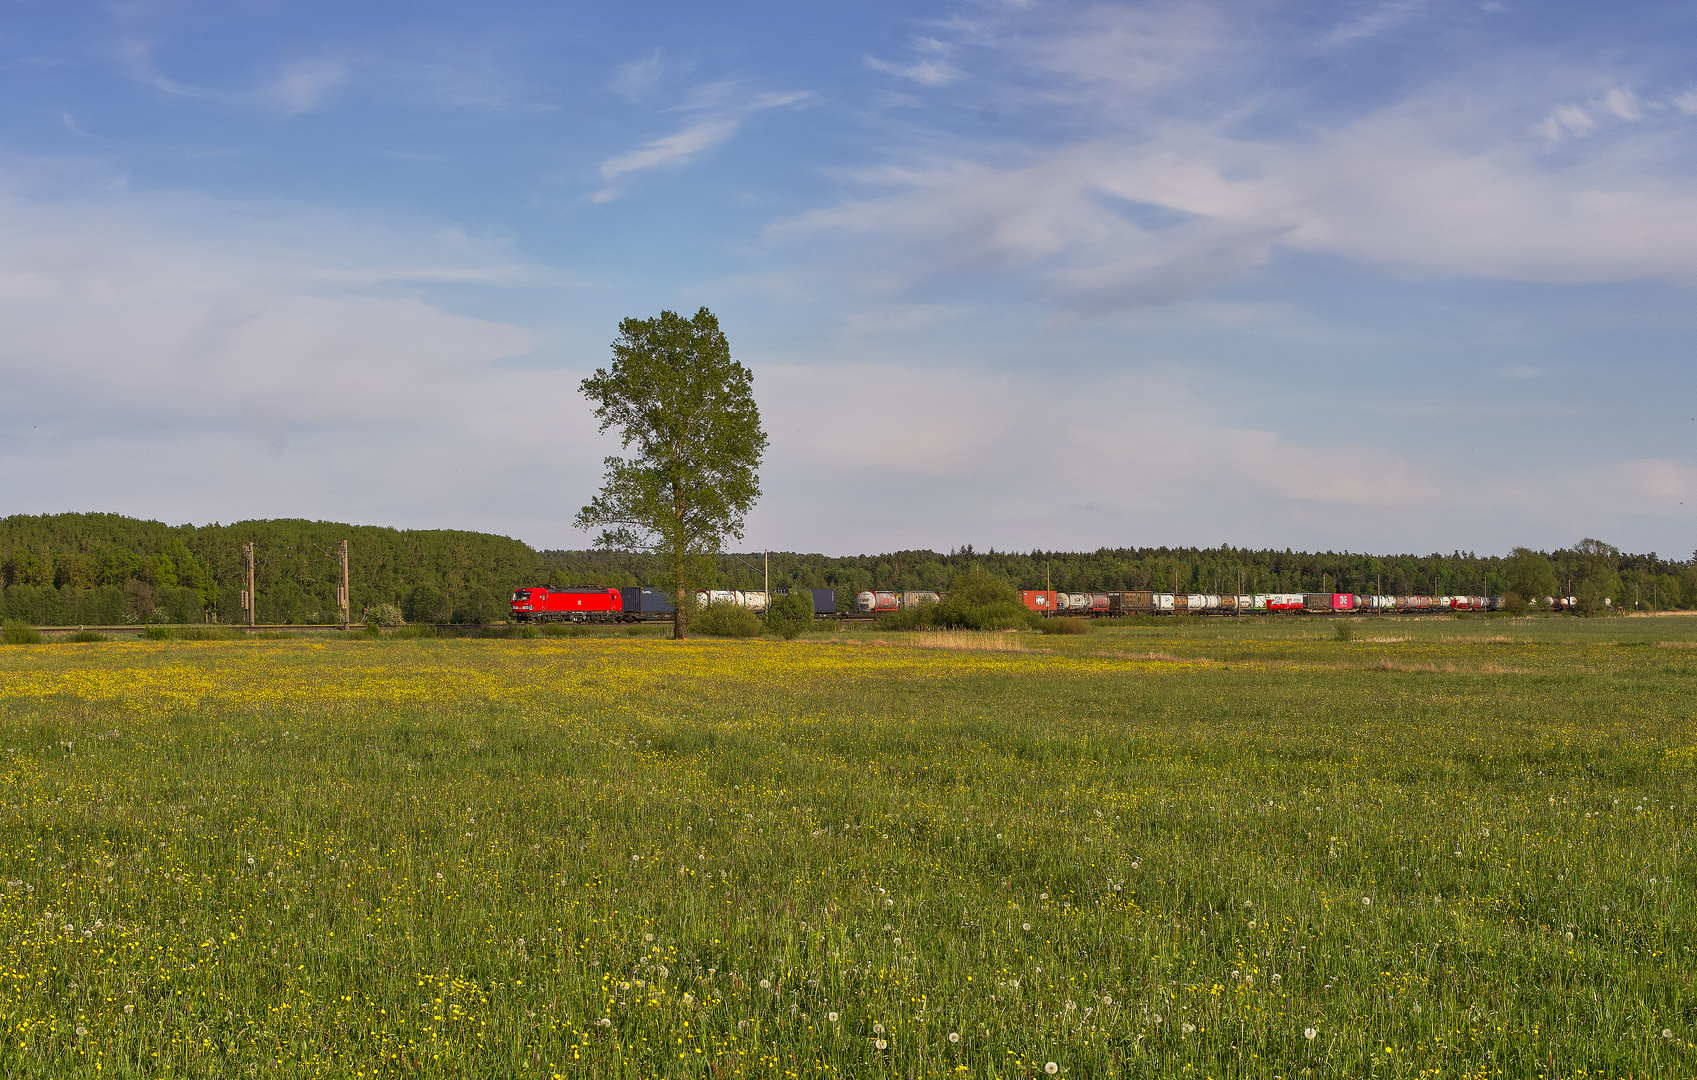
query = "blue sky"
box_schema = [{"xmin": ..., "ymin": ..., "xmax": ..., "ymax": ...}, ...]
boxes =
[{"xmin": 3, "ymin": 0, "xmax": 1695, "ymax": 558}]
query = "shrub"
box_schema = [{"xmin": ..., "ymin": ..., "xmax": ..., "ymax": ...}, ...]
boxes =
[
  {"xmin": 1041, "ymin": 618, "xmax": 1091, "ymax": 635},
  {"xmin": 2, "ymin": 621, "xmax": 43, "ymax": 645},
  {"xmin": 765, "ymin": 592, "xmax": 815, "ymax": 640},
  {"xmin": 366, "ymin": 604, "xmax": 405, "ymax": 627},
  {"xmin": 1334, "ymin": 622, "xmax": 1356, "ymax": 642},
  {"xmin": 68, "ymin": 630, "xmax": 109, "ymax": 643},
  {"xmin": 142, "ymin": 625, "xmax": 173, "ymax": 641},
  {"xmin": 693, "ymin": 603, "xmax": 766, "ymax": 638},
  {"xmin": 875, "ymin": 568, "xmax": 1041, "ymax": 632}
]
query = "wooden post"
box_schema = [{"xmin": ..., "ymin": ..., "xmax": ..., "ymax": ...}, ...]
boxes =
[
  {"xmin": 245, "ymin": 542, "xmax": 256, "ymax": 627},
  {"xmin": 340, "ymin": 539, "xmax": 351, "ymax": 630}
]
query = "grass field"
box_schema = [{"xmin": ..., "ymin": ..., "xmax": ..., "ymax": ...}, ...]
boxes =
[{"xmin": 1, "ymin": 615, "xmax": 1695, "ymax": 1078}]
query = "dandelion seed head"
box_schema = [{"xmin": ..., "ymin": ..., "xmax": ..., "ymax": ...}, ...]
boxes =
[
  {"xmin": 827, "ymin": 1012, "xmax": 839, "ymax": 1022},
  {"xmin": 1305, "ymin": 1027, "xmax": 1318, "ymax": 1040},
  {"xmin": 949, "ymin": 1032, "xmax": 960, "ymax": 1043},
  {"xmin": 875, "ymin": 1039, "xmax": 888, "ymax": 1050},
  {"xmin": 1045, "ymin": 1062, "xmax": 1059, "ymax": 1074}
]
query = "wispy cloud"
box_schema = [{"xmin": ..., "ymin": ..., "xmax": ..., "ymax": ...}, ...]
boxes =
[
  {"xmin": 258, "ymin": 58, "xmax": 348, "ymax": 116},
  {"xmin": 1320, "ymin": 0, "xmax": 1430, "ymax": 48},
  {"xmin": 610, "ymin": 50, "xmax": 667, "ymax": 101},
  {"xmin": 593, "ymin": 85, "xmax": 809, "ymax": 200},
  {"xmin": 775, "ymin": 4, "xmax": 1697, "ymax": 314}
]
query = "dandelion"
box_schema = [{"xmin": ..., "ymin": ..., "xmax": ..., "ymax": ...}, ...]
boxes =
[
  {"xmin": 123, "ymin": 1004, "xmax": 134, "ymax": 1015},
  {"xmin": 1039, "ymin": 892, "xmax": 1049, "ymax": 900},
  {"xmin": 875, "ymin": 1039, "xmax": 888, "ymax": 1050},
  {"xmin": 1022, "ymin": 923, "xmax": 1031, "ymax": 931},
  {"xmin": 1362, "ymin": 896, "xmax": 1372, "ymax": 906},
  {"xmin": 644, "ymin": 932, "xmax": 654, "ymax": 942},
  {"xmin": 246, "ymin": 855, "xmax": 255, "ymax": 866},
  {"xmin": 75, "ymin": 1026, "xmax": 87, "ymax": 1037},
  {"xmin": 682, "ymin": 994, "xmax": 695, "ymax": 1007},
  {"xmin": 1181, "ymin": 1023, "xmax": 1195, "ymax": 1034},
  {"xmin": 874, "ymin": 1023, "xmax": 885, "ymax": 1034},
  {"xmin": 949, "ymin": 1032, "xmax": 961, "ymax": 1044},
  {"xmin": 1271, "ymin": 973, "xmax": 1281, "ymax": 984},
  {"xmin": 1664, "ymin": 1029, "xmax": 1675, "ymax": 1039},
  {"xmin": 1305, "ymin": 1027, "xmax": 1318, "ymax": 1040},
  {"xmin": 827, "ymin": 1012, "xmax": 839, "ymax": 1023},
  {"xmin": 759, "ymin": 979, "xmax": 771, "ymax": 990},
  {"xmin": 1045, "ymin": 1062, "xmax": 1059, "ymax": 1075}
]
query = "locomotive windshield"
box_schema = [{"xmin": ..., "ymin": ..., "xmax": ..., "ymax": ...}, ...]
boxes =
[{"xmin": 512, "ymin": 589, "xmax": 530, "ymax": 600}]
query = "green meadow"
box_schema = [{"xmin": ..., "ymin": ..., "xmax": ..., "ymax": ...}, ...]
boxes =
[{"xmin": 0, "ymin": 614, "xmax": 1693, "ymax": 1078}]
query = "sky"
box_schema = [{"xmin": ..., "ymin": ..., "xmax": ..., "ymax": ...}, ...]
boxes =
[{"xmin": 2, "ymin": 0, "xmax": 1695, "ymax": 559}]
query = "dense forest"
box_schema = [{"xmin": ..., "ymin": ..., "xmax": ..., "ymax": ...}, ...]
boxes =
[
  {"xmin": 0, "ymin": 514, "xmax": 533, "ymax": 626},
  {"xmin": 3, "ymin": 513, "xmax": 1690, "ymax": 624}
]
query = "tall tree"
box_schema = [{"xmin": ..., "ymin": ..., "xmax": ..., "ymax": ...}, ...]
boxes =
[{"xmin": 575, "ymin": 308, "xmax": 767, "ymax": 639}]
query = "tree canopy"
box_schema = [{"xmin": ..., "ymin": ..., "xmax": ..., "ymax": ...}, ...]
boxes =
[{"xmin": 574, "ymin": 308, "xmax": 767, "ymax": 639}]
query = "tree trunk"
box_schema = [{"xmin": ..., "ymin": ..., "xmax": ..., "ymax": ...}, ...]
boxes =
[{"xmin": 673, "ymin": 584, "xmax": 688, "ymax": 640}]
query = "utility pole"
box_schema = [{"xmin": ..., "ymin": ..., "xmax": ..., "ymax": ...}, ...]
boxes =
[
  {"xmin": 243, "ymin": 542, "xmax": 256, "ymax": 627},
  {"xmin": 764, "ymin": 549, "xmax": 769, "ymax": 605},
  {"xmin": 340, "ymin": 539, "xmax": 350, "ymax": 630}
]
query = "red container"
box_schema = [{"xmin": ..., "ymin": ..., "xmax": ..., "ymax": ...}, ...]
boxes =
[{"xmin": 1020, "ymin": 590, "xmax": 1057, "ymax": 614}]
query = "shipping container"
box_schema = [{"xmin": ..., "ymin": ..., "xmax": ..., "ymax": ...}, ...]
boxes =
[
  {"xmin": 621, "ymin": 586, "xmax": 675, "ymax": 615},
  {"xmin": 809, "ymin": 588, "xmax": 837, "ymax": 615},
  {"xmin": 1155, "ymin": 593, "xmax": 1176, "ymax": 612},
  {"xmin": 1089, "ymin": 593, "xmax": 1111, "ymax": 612},
  {"xmin": 899, "ymin": 591, "xmax": 941, "ymax": 610},
  {"xmin": 1264, "ymin": 594, "xmax": 1305, "ymax": 611},
  {"xmin": 1111, "ymin": 591, "xmax": 1154, "ymax": 613},
  {"xmin": 1020, "ymin": 590, "xmax": 1057, "ymax": 613}
]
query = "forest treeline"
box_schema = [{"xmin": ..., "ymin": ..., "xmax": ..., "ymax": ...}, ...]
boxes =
[
  {"xmin": 542, "ymin": 539, "xmax": 1695, "ymax": 614},
  {"xmin": 0, "ymin": 514, "xmax": 532, "ymax": 625},
  {"xmin": 2, "ymin": 512, "xmax": 1690, "ymax": 624}
]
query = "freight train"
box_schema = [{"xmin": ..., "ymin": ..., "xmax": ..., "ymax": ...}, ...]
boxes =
[{"xmin": 512, "ymin": 583, "xmax": 1583, "ymax": 623}]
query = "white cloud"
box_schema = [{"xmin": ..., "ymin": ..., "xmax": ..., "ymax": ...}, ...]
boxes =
[
  {"xmin": 0, "ymin": 182, "xmax": 618, "ymax": 538},
  {"xmin": 259, "ymin": 58, "xmax": 348, "ymax": 116},
  {"xmin": 1320, "ymin": 0, "xmax": 1430, "ymax": 48},
  {"xmin": 778, "ymin": 73, "xmax": 1697, "ymax": 313},
  {"xmin": 594, "ymin": 86, "xmax": 809, "ymax": 199},
  {"xmin": 610, "ymin": 50, "xmax": 666, "ymax": 101},
  {"xmin": 865, "ymin": 55, "xmax": 963, "ymax": 87}
]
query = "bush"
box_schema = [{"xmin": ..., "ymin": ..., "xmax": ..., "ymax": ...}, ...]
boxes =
[
  {"xmin": 1042, "ymin": 618, "xmax": 1091, "ymax": 635},
  {"xmin": 765, "ymin": 592, "xmax": 814, "ymax": 640},
  {"xmin": 875, "ymin": 568, "xmax": 1041, "ymax": 632},
  {"xmin": 2, "ymin": 619, "xmax": 42, "ymax": 645},
  {"xmin": 1334, "ymin": 622, "xmax": 1355, "ymax": 642},
  {"xmin": 693, "ymin": 603, "xmax": 766, "ymax": 638},
  {"xmin": 366, "ymin": 603, "xmax": 405, "ymax": 627},
  {"xmin": 142, "ymin": 625, "xmax": 173, "ymax": 641},
  {"xmin": 68, "ymin": 630, "xmax": 109, "ymax": 643}
]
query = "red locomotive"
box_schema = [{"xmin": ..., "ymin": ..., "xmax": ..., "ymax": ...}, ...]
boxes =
[{"xmin": 510, "ymin": 586, "xmax": 624, "ymax": 623}]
